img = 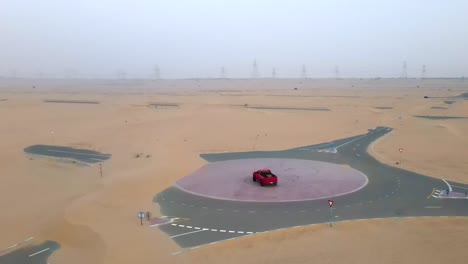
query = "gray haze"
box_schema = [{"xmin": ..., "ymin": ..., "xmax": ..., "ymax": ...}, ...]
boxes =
[{"xmin": 1, "ymin": 0, "xmax": 468, "ymax": 79}]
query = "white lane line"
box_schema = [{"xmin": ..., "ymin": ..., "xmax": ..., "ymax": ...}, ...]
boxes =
[
  {"xmin": 237, "ymin": 231, "xmax": 244, "ymax": 234},
  {"xmin": 178, "ymin": 225, "xmax": 185, "ymax": 228},
  {"xmin": 172, "ymin": 251, "xmax": 183, "ymax": 255},
  {"xmin": 46, "ymin": 149, "xmax": 110, "ymax": 158},
  {"xmin": 186, "ymin": 226, "xmax": 192, "ymax": 229},
  {"xmin": 228, "ymin": 231, "xmax": 235, "ymax": 233},
  {"xmin": 451, "ymin": 185, "xmax": 468, "ymax": 190},
  {"xmin": 202, "ymin": 207, "xmax": 208, "ymax": 209},
  {"xmin": 425, "ymin": 206, "xmax": 442, "ymax": 209},
  {"xmin": 246, "ymin": 232, "xmax": 254, "ymax": 234},
  {"xmin": 442, "ymin": 179, "xmax": 453, "ymax": 192},
  {"xmin": 170, "ymin": 229, "xmax": 206, "ymax": 238},
  {"xmin": 217, "ymin": 208, "xmax": 223, "ymax": 211},
  {"xmin": 335, "ymin": 134, "xmax": 368, "ymax": 149},
  {"xmin": 233, "ymin": 210, "xmax": 239, "ymax": 212},
  {"xmin": 356, "ymin": 153, "xmax": 361, "ymax": 157},
  {"xmin": 211, "ymin": 229, "xmax": 218, "ymax": 232},
  {"xmin": 171, "ymin": 223, "xmax": 177, "ymax": 226},
  {"xmin": 220, "ymin": 230, "xmax": 226, "ymax": 232},
  {"xmin": 28, "ymin": 248, "xmax": 50, "ymax": 257},
  {"xmin": 194, "ymin": 227, "xmax": 200, "ymax": 230},
  {"xmin": 432, "ymin": 195, "xmax": 439, "ymax": 198},
  {"xmin": 0, "ymin": 237, "xmax": 35, "ymax": 254}
]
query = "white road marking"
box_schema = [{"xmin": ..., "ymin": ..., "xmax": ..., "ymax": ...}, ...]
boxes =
[
  {"xmin": 217, "ymin": 208, "xmax": 223, "ymax": 211},
  {"xmin": 249, "ymin": 211, "xmax": 255, "ymax": 213},
  {"xmin": 220, "ymin": 230, "xmax": 226, "ymax": 232},
  {"xmin": 194, "ymin": 227, "xmax": 200, "ymax": 230},
  {"xmin": 346, "ymin": 205, "xmax": 351, "ymax": 207},
  {"xmin": 170, "ymin": 229, "xmax": 206, "ymax": 238},
  {"xmin": 202, "ymin": 207, "xmax": 208, "ymax": 209},
  {"xmin": 178, "ymin": 225, "xmax": 185, "ymax": 227},
  {"xmin": 356, "ymin": 153, "xmax": 361, "ymax": 157},
  {"xmin": 181, "ymin": 203, "xmax": 186, "ymax": 205},
  {"xmin": 451, "ymin": 185, "xmax": 468, "ymax": 190},
  {"xmin": 246, "ymin": 232, "xmax": 254, "ymax": 234},
  {"xmin": 46, "ymin": 149, "xmax": 110, "ymax": 158},
  {"xmin": 171, "ymin": 223, "xmax": 177, "ymax": 226},
  {"xmin": 432, "ymin": 195, "xmax": 439, "ymax": 198},
  {"xmin": 425, "ymin": 206, "xmax": 442, "ymax": 209},
  {"xmin": 442, "ymin": 179, "xmax": 453, "ymax": 192},
  {"xmin": 211, "ymin": 229, "xmax": 218, "ymax": 232},
  {"xmin": 172, "ymin": 251, "xmax": 183, "ymax": 255},
  {"xmin": 228, "ymin": 231, "xmax": 235, "ymax": 233},
  {"xmin": 335, "ymin": 134, "xmax": 368, "ymax": 149},
  {"xmin": 233, "ymin": 210, "xmax": 239, "ymax": 212},
  {"xmin": 28, "ymin": 248, "xmax": 50, "ymax": 257},
  {"xmin": 300, "ymin": 210, "xmax": 307, "ymax": 212},
  {"xmin": 237, "ymin": 231, "xmax": 244, "ymax": 234},
  {"xmin": 186, "ymin": 226, "xmax": 192, "ymax": 228}
]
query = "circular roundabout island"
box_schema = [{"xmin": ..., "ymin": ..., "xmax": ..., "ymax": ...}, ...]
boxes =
[{"xmin": 175, "ymin": 158, "xmax": 368, "ymax": 202}]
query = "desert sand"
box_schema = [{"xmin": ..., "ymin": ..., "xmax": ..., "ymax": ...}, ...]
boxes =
[{"xmin": 0, "ymin": 78, "xmax": 467, "ymax": 264}]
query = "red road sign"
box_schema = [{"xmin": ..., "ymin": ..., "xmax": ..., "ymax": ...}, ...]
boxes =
[
  {"xmin": 399, "ymin": 148, "xmax": 403, "ymax": 153},
  {"xmin": 328, "ymin": 200, "xmax": 334, "ymax": 207}
]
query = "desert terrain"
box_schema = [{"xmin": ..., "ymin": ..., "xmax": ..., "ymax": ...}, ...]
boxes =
[{"xmin": 0, "ymin": 78, "xmax": 467, "ymax": 264}]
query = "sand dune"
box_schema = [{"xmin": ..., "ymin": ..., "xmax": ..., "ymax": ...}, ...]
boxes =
[{"xmin": 0, "ymin": 79, "xmax": 467, "ymax": 264}]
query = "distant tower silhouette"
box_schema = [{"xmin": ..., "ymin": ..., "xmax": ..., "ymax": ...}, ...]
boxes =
[
  {"xmin": 272, "ymin": 67, "xmax": 277, "ymax": 78},
  {"xmin": 251, "ymin": 60, "xmax": 259, "ymax": 78},
  {"xmin": 220, "ymin": 66, "xmax": 226, "ymax": 79},
  {"xmin": 154, "ymin": 65, "xmax": 160, "ymax": 79},
  {"xmin": 301, "ymin": 65, "xmax": 307, "ymax": 79},
  {"xmin": 116, "ymin": 70, "xmax": 127, "ymax": 80},
  {"xmin": 10, "ymin": 69, "xmax": 17, "ymax": 79},
  {"xmin": 401, "ymin": 61, "xmax": 408, "ymax": 79},
  {"xmin": 334, "ymin": 65, "xmax": 340, "ymax": 79},
  {"xmin": 421, "ymin": 65, "xmax": 426, "ymax": 79}
]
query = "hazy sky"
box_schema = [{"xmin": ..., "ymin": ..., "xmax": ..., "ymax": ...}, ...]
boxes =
[{"xmin": 1, "ymin": 0, "xmax": 467, "ymax": 78}]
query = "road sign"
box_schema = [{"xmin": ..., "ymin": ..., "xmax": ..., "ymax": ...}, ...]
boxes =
[
  {"xmin": 328, "ymin": 200, "xmax": 334, "ymax": 207},
  {"xmin": 399, "ymin": 148, "xmax": 403, "ymax": 153}
]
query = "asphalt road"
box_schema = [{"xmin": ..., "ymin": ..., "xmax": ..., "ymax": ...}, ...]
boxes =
[
  {"xmin": 0, "ymin": 241, "xmax": 59, "ymax": 264},
  {"xmin": 155, "ymin": 126, "xmax": 468, "ymax": 249},
  {"xmin": 24, "ymin": 145, "xmax": 111, "ymax": 164}
]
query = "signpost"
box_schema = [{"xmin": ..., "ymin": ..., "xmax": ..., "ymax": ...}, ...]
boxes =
[
  {"xmin": 328, "ymin": 200, "xmax": 334, "ymax": 227},
  {"xmin": 398, "ymin": 148, "xmax": 403, "ymax": 164},
  {"xmin": 138, "ymin": 212, "xmax": 145, "ymax": 225}
]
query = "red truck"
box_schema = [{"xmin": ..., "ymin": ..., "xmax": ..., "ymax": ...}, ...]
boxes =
[{"xmin": 252, "ymin": 169, "xmax": 278, "ymax": 186}]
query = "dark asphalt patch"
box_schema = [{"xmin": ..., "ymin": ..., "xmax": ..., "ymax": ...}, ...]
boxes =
[
  {"xmin": 431, "ymin": 106, "xmax": 448, "ymax": 109},
  {"xmin": 24, "ymin": 145, "xmax": 111, "ymax": 164},
  {"xmin": 43, "ymin": 100, "xmax": 99, "ymax": 104},
  {"xmin": 0, "ymin": 241, "xmax": 59, "ymax": 264},
  {"xmin": 147, "ymin": 103, "xmax": 179, "ymax": 108},
  {"xmin": 374, "ymin": 106, "xmax": 393, "ymax": 109},
  {"xmin": 414, "ymin": 115, "xmax": 468, "ymax": 120},
  {"xmin": 246, "ymin": 106, "xmax": 330, "ymax": 111}
]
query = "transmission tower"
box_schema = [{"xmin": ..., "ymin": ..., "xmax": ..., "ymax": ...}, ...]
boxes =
[
  {"xmin": 421, "ymin": 65, "xmax": 426, "ymax": 79},
  {"xmin": 301, "ymin": 65, "xmax": 307, "ymax": 79},
  {"xmin": 334, "ymin": 65, "xmax": 340, "ymax": 79},
  {"xmin": 154, "ymin": 65, "xmax": 160, "ymax": 79},
  {"xmin": 272, "ymin": 67, "xmax": 277, "ymax": 78},
  {"xmin": 401, "ymin": 61, "xmax": 407, "ymax": 79},
  {"xmin": 220, "ymin": 66, "xmax": 226, "ymax": 79},
  {"xmin": 251, "ymin": 60, "xmax": 259, "ymax": 78}
]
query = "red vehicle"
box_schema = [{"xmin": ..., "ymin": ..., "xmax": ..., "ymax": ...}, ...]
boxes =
[{"xmin": 252, "ymin": 169, "xmax": 278, "ymax": 186}]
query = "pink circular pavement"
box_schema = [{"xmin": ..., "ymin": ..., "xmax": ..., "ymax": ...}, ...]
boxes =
[{"xmin": 175, "ymin": 158, "xmax": 368, "ymax": 202}]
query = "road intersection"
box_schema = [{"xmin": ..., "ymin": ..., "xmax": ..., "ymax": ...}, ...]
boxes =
[{"xmin": 155, "ymin": 127, "xmax": 468, "ymax": 249}]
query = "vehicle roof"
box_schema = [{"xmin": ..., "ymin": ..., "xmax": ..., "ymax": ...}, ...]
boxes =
[{"xmin": 257, "ymin": 169, "xmax": 272, "ymax": 172}]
